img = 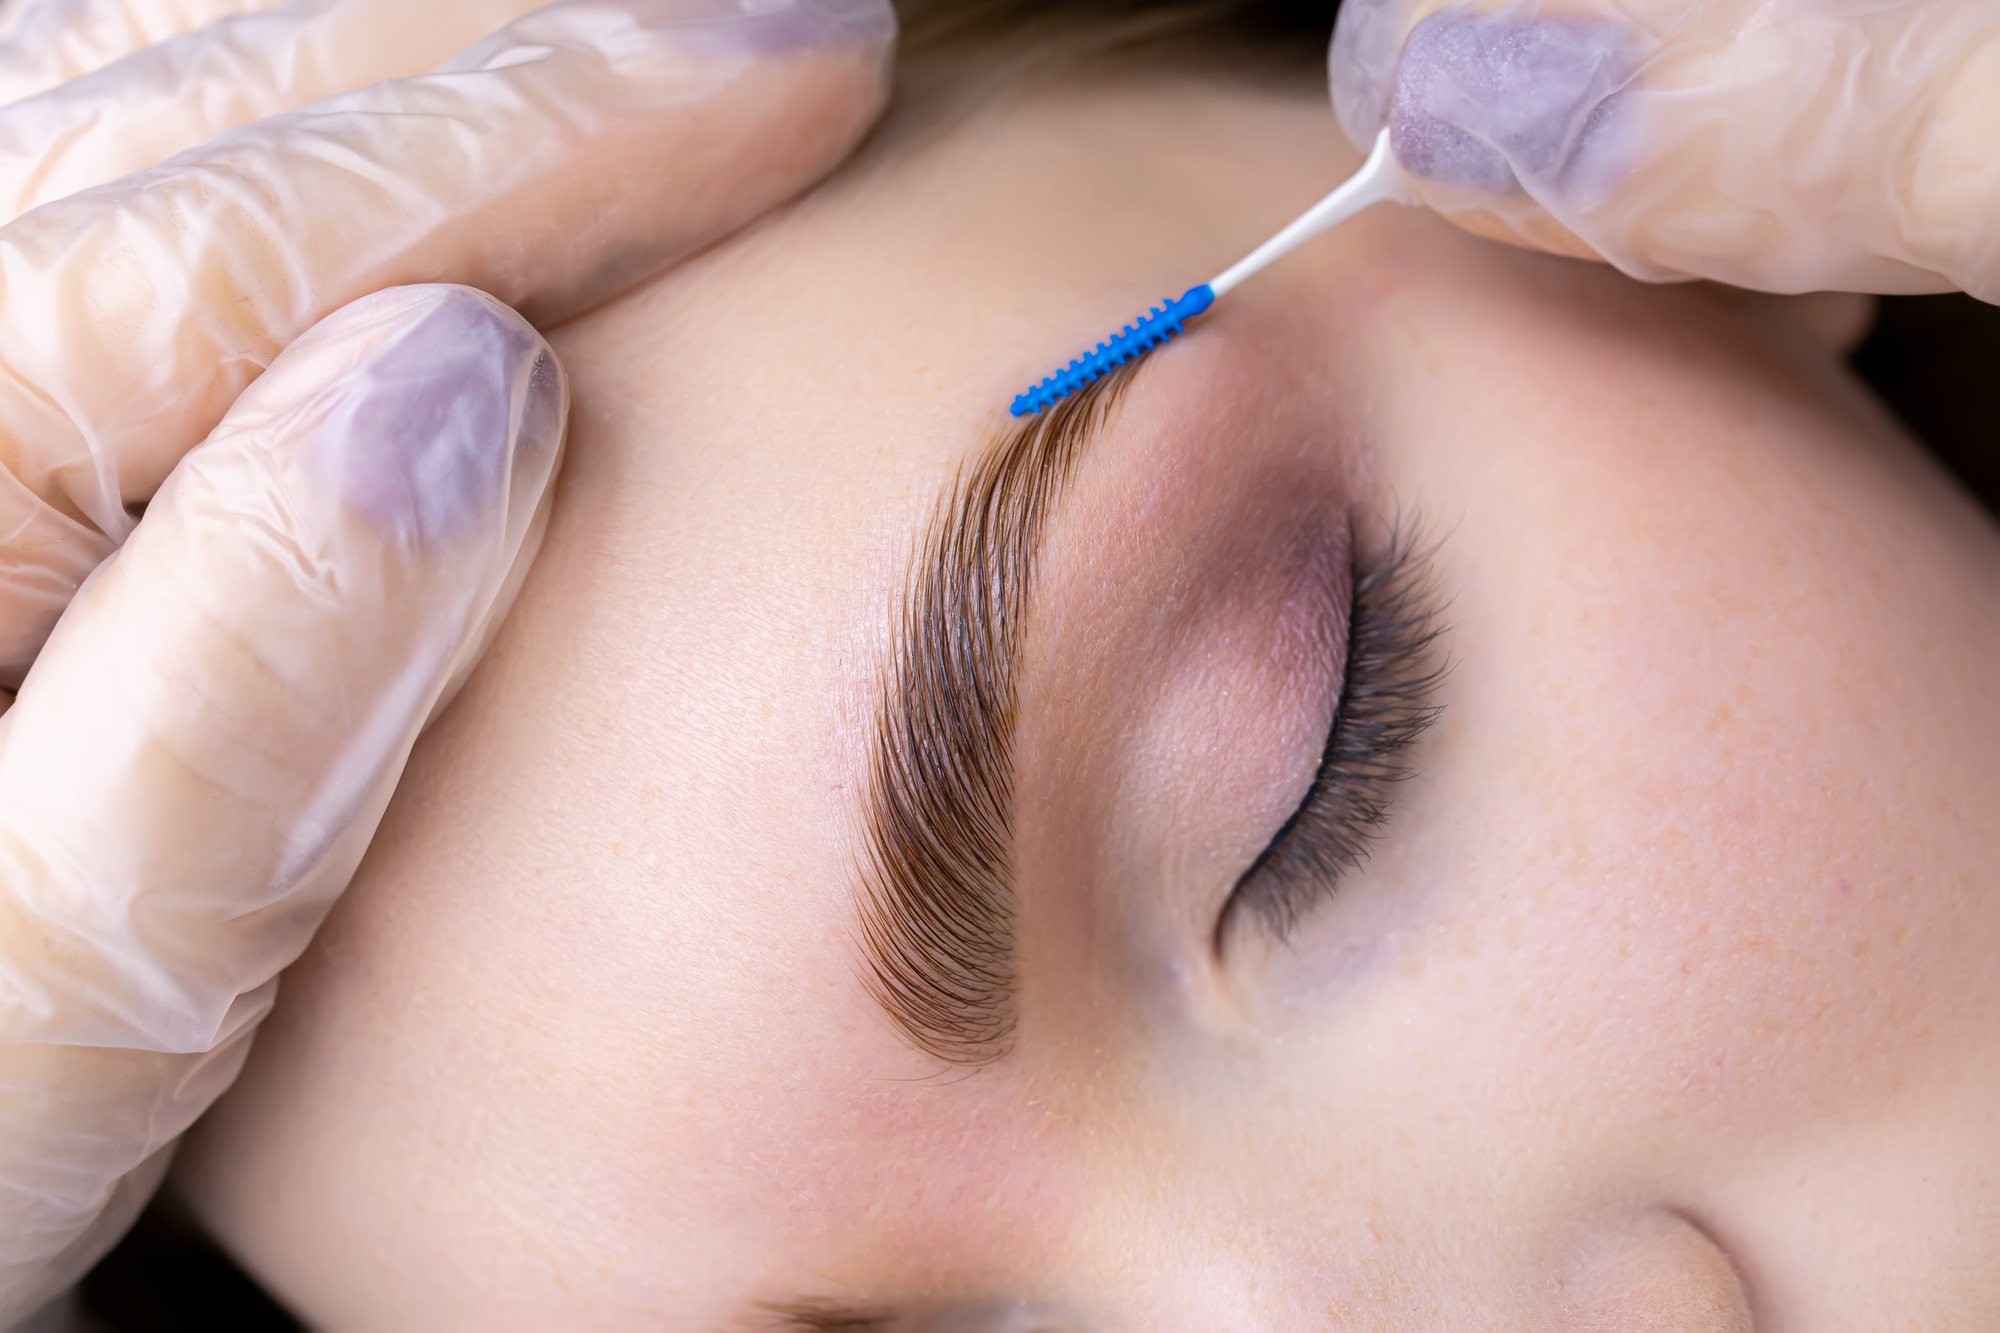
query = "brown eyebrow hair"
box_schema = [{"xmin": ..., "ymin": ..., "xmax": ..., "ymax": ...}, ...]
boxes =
[
  {"xmin": 758, "ymin": 1299, "xmax": 897, "ymax": 1331},
  {"xmin": 855, "ymin": 370, "xmax": 1136, "ymax": 1065}
]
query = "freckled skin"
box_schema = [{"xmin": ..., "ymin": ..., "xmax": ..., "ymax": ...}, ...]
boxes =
[{"xmin": 177, "ymin": 74, "xmax": 2000, "ymax": 1330}]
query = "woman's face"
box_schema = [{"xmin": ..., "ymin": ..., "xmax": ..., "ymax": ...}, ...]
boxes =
[{"xmin": 179, "ymin": 68, "xmax": 2000, "ymax": 1331}]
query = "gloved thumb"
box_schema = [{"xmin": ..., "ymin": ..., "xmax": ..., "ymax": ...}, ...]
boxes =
[
  {"xmin": 1331, "ymin": 0, "xmax": 1624, "ymax": 263},
  {"xmin": 0, "ymin": 283, "xmax": 563, "ymax": 1320},
  {"xmin": 1332, "ymin": 0, "xmax": 2000, "ymax": 300}
]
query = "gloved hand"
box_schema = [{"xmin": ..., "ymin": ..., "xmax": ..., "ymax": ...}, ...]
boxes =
[
  {"xmin": 1330, "ymin": 0, "xmax": 2000, "ymax": 300},
  {"xmin": 0, "ymin": 0, "xmax": 895, "ymax": 1320},
  {"xmin": 0, "ymin": 0, "xmax": 896, "ymax": 684}
]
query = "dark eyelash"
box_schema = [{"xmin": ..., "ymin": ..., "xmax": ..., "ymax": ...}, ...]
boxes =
[{"xmin": 1221, "ymin": 524, "xmax": 1447, "ymax": 943}]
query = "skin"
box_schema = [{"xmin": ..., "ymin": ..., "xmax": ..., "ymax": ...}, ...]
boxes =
[{"xmin": 176, "ymin": 65, "xmax": 2000, "ymax": 1331}]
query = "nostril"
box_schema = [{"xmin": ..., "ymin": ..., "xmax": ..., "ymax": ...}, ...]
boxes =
[
  {"xmin": 1552, "ymin": 1209, "xmax": 1756, "ymax": 1333},
  {"xmin": 325, "ymin": 286, "xmax": 558, "ymax": 552},
  {"xmin": 1388, "ymin": 9, "xmax": 1631, "ymax": 197}
]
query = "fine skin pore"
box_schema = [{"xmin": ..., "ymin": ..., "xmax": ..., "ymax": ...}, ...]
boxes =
[{"xmin": 176, "ymin": 70, "xmax": 1999, "ymax": 1331}]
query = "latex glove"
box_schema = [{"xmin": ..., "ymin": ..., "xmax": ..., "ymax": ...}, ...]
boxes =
[
  {"xmin": 0, "ymin": 0, "xmax": 294, "ymax": 106},
  {"xmin": 0, "ymin": 0, "xmax": 897, "ymax": 685},
  {"xmin": 0, "ymin": 283, "xmax": 561, "ymax": 1322},
  {"xmin": 1330, "ymin": 0, "xmax": 2000, "ymax": 299},
  {"xmin": 0, "ymin": 0, "xmax": 895, "ymax": 1319}
]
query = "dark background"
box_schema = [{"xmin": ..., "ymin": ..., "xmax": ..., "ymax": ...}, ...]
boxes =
[{"xmin": 1852, "ymin": 294, "xmax": 2000, "ymax": 516}]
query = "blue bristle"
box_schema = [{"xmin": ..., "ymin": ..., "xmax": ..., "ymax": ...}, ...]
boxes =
[{"xmin": 1010, "ymin": 284, "xmax": 1217, "ymax": 417}]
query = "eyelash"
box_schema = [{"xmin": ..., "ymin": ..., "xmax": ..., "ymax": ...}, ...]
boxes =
[{"xmin": 1220, "ymin": 525, "xmax": 1447, "ymax": 943}]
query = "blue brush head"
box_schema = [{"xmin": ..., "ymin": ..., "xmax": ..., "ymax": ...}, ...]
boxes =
[{"xmin": 1010, "ymin": 284, "xmax": 1216, "ymax": 417}]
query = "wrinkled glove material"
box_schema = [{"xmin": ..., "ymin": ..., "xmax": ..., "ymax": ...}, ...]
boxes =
[
  {"xmin": 1332, "ymin": 0, "xmax": 2000, "ymax": 300},
  {"xmin": 0, "ymin": 283, "xmax": 562, "ymax": 1321},
  {"xmin": 0, "ymin": 0, "xmax": 895, "ymax": 686}
]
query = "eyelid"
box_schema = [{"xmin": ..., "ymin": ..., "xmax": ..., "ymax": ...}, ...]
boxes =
[{"xmin": 1218, "ymin": 524, "xmax": 1447, "ymax": 947}]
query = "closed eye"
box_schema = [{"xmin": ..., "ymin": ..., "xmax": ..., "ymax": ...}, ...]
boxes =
[{"xmin": 1218, "ymin": 523, "xmax": 1447, "ymax": 946}]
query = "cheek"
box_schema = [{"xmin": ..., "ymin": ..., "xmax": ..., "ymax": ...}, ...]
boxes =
[
  {"xmin": 1264, "ymin": 262, "xmax": 2000, "ymax": 1190},
  {"xmin": 1456, "ymin": 647, "xmax": 1923, "ymax": 1140},
  {"xmin": 1375, "ymin": 369, "xmax": 1976, "ymax": 1158},
  {"xmin": 1467, "ymin": 571, "xmax": 1930, "ymax": 1117}
]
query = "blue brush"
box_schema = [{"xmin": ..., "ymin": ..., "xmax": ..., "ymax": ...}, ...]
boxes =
[{"xmin": 1010, "ymin": 129, "xmax": 1410, "ymax": 418}]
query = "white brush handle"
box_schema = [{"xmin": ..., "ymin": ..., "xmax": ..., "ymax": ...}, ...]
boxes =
[{"xmin": 1209, "ymin": 129, "xmax": 1411, "ymax": 297}]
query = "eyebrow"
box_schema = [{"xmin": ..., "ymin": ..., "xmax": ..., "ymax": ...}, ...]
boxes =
[
  {"xmin": 855, "ymin": 368, "xmax": 1137, "ymax": 1065},
  {"xmin": 759, "ymin": 1299, "xmax": 899, "ymax": 1330}
]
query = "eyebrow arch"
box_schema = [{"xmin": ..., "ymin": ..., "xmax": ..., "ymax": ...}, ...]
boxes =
[
  {"xmin": 758, "ymin": 1298, "xmax": 899, "ymax": 1331},
  {"xmin": 855, "ymin": 367, "xmax": 1137, "ymax": 1065}
]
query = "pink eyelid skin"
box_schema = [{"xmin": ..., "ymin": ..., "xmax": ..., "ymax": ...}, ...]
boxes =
[{"xmin": 1010, "ymin": 329, "xmax": 1366, "ymax": 1048}]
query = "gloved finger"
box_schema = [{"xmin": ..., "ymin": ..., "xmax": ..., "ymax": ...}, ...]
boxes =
[
  {"xmin": 1331, "ymin": 0, "xmax": 2000, "ymax": 300},
  {"xmin": 0, "ymin": 0, "xmax": 893, "ymax": 686},
  {"xmin": 0, "ymin": 0, "xmax": 556, "ymax": 222},
  {"xmin": 0, "ymin": 283, "xmax": 564, "ymax": 1321},
  {"xmin": 0, "ymin": 0, "xmax": 289, "ymax": 107}
]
